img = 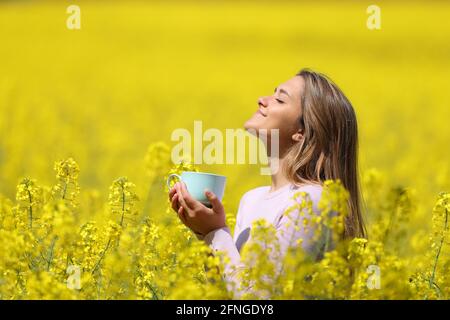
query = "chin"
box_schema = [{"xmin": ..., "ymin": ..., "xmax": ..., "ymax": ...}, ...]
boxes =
[
  {"xmin": 244, "ymin": 119, "xmax": 258, "ymax": 132},
  {"xmin": 244, "ymin": 124, "xmax": 265, "ymax": 139},
  {"xmin": 244, "ymin": 114, "xmax": 273, "ymax": 136}
]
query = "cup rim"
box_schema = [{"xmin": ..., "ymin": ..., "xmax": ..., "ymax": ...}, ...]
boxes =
[{"xmin": 182, "ymin": 171, "xmax": 226, "ymax": 178}]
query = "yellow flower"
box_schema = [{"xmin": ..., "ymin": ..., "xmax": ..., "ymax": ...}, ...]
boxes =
[{"xmin": 108, "ymin": 177, "xmax": 139, "ymax": 227}]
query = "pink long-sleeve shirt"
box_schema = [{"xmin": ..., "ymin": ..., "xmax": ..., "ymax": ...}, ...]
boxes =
[{"xmin": 201, "ymin": 182, "xmax": 325, "ymax": 299}]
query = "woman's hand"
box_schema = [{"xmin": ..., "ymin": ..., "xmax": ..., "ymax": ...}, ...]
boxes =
[{"xmin": 168, "ymin": 181, "xmax": 227, "ymax": 237}]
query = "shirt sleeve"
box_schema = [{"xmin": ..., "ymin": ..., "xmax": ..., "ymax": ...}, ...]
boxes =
[{"xmin": 202, "ymin": 192, "xmax": 248, "ymax": 299}]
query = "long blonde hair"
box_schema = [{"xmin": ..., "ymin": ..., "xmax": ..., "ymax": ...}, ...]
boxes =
[{"xmin": 284, "ymin": 68, "xmax": 366, "ymax": 239}]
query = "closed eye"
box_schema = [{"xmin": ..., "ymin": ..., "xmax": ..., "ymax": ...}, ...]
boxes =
[{"xmin": 276, "ymin": 99, "xmax": 285, "ymax": 104}]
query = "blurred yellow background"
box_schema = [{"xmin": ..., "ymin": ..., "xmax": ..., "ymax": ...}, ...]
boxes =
[
  {"xmin": 0, "ymin": 0, "xmax": 449, "ymax": 220},
  {"xmin": 1, "ymin": 0, "xmax": 450, "ymax": 300}
]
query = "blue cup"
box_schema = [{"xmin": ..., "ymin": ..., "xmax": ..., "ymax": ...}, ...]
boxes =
[{"xmin": 167, "ymin": 171, "xmax": 226, "ymax": 207}]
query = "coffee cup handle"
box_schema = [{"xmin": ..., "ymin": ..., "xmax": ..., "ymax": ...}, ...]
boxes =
[{"xmin": 167, "ymin": 173, "xmax": 182, "ymax": 189}]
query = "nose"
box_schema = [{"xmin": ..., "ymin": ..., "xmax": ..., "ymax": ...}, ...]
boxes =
[{"xmin": 258, "ymin": 96, "xmax": 268, "ymax": 108}]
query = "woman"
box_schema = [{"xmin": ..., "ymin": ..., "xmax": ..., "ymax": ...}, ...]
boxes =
[{"xmin": 168, "ymin": 68, "xmax": 366, "ymax": 298}]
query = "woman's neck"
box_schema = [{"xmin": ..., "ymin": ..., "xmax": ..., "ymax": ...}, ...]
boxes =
[{"xmin": 268, "ymin": 156, "xmax": 291, "ymax": 193}]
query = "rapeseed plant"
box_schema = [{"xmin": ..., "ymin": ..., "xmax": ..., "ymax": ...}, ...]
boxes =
[{"xmin": 0, "ymin": 150, "xmax": 448, "ymax": 300}]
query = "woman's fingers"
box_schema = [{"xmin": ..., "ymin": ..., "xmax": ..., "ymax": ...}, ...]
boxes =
[
  {"xmin": 179, "ymin": 182, "xmax": 198, "ymax": 209},
  {"xmin": 168, "ymin": 186, "xmax": 177, "ymax": 200},
  {"xmin": 171, "ymin": 193, "xmax": 179, "ymax": 212},
  {"xmin": 176, "ymin": 182, "xmax": 198, "ymax": 217},
  {"xmin": 177, "ymin": 206, "xmax": 187, "ymax": 225},
  {"xmin": 204, "ymin": 189, "xmax": 224, "ymax": 214},
  {"xmin": 171, "ymin": 189, "xmax": 186, "ymax": 225},
  {"xmin": 175, "ymin": 183, "xmax": 192, "ymax": 216}
]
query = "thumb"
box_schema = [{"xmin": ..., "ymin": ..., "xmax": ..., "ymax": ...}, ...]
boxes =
[{"xmin": 204, "ymin": 189, "xmax": 223, "ymax": 214}]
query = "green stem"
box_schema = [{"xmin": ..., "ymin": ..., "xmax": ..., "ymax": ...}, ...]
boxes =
[
  {"xmin": 46, "ymin": 236, "xmax": 58, "ymax": 271},
  {"xmin": 120, "ymin": 186, "xmax": 126, "ymax": 227},
  {"xmin": 324, "ymin": 227, "xmax": 331, "ymax": 254},
  {"xmin": 137, "ymin": 269, "xmax": 160, "ymax": 300},
  {"xmin": 62, "ymin": 180, "xmax": 68, "ymax": 200},
  {"xmin": 27, "ymin": 188, "xmax": 33, "ymax": 230},
  {"xmin": 92, "ymin": 238, "xmax": 112, "ymax": 275},
  {"xmin": 383, "ymin": 195, "xmax": 400, "ymax": 246},
  {"xmin": 429, "ymin": 206, "xmax": 448, "ymax": 290}
]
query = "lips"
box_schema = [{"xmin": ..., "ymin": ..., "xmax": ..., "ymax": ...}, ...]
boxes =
[{"xmin": 257, "ymin": 109, "xmax": 267, "ymax": 117}]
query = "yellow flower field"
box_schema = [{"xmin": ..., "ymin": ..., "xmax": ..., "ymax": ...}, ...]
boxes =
[{"xmin": 0, "ymin": 0, "xmax": 449, "ymax": 299}]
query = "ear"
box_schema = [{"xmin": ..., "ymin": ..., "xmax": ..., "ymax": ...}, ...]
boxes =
[
  {"xmin": 292, "ymin": 129, "xmax": 303, "ymax": 142},
  {"xmin": 291, "ymin": 129, "xmax": 304, "ymax": 142}
]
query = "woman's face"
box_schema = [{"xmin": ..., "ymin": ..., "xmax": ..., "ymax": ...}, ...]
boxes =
[{"xmin": 244, "ymin": 76, "xmax": 305, "ymax": 146}]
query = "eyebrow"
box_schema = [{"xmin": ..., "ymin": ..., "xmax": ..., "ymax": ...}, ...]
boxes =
[{"xmin": 274, "ymin": 87, "xmax": 291, "ymax": 98}]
